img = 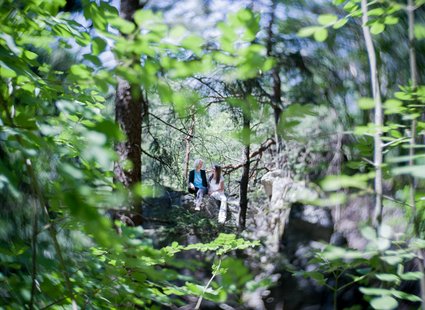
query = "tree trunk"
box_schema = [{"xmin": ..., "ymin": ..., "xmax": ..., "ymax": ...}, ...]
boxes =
[
  {"xmin": 120, "ymin": 0, "xmax": 143, "ymax": 21},
  {"xmin": 239, "ymin": 114, "xmax": 250, "ymax": 230},
  {"xmin": 114, "ymin": 78, "xmax": 142, "ymax": 192},
  {"xmin": 266, "ymin": 2, "xmax": 284, "ymax": 169},
  {"xmin": 114, "ymin": 0, "xmax": 146, "ymax": 212},
  {"xmin": 361, "ymin": 0, "xmax": 383, "ymax": 228},
  {"xmin": 183, "ymin": 111, "xmax": 195, "ymax": 188}
]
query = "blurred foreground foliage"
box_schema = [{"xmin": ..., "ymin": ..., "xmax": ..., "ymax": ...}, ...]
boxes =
[{"xmin": 0, "ymin": 0, "xmax": 267, "ymax": 308}]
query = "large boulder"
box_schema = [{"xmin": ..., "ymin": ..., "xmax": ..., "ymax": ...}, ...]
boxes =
[{"xmin": 260, "ymin": 170, "xmax": 318, "ymax": 253}]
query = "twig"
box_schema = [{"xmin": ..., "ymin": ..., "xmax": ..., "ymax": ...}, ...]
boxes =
[
  {"xmin": 141, "ymin": 148, "xmax": 172, "ymax": 169},
  {"xmin": 148, "ymin": 112, "xmax": 193, "ymax": 137},
  {"xmin": 194, "ymin": 258, "xmax": 222, "ymax": 310},
  {"xmin": 361, "ymin": 157, "xmax": 375, "ymax": 167},
  {"xmin": 39, "ymin": 297, "xmax": 67, "ymax": 310},
  {"xmin": 382, "ymin": 137, "xmax": 408, "ymax": 148},
  {"xmin": 222, "ymin": 138, "xmax": 276, "ymax": 174}
]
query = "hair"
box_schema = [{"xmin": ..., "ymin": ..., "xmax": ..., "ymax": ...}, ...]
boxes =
[
  {"xmin": 213, "ymin": 165, "xmax": 221, "ymax": 184},
  {"xmin": 194, "ymin": 159, "xmax": 202, "ymax": 170}
]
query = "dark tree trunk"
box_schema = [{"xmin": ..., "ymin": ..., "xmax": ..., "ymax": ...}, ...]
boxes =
[
  {"xmin": 114, "ymin": 0, "xmax": 147, "ymax": 213},
  {"xmin": 120, "ymin": 0, "xmax": 144, "ymax": 21},
  {"xmin": 272, "ymin": 67, "xmax": 282, "ymax": 153},
  {"xmin": 114, "ymin": 78, "xmax": 142, "ymax": 191},
  {"xmin": 183, "ymin": 112, "xmax": 195, "ymax": 188},
  {"xmin": 266, "ymin": 1, "xmax": 284, "ymax": 168},
  {"xmin": 239, "ymin": 114, "xmax": 250, "ymax": 230}
]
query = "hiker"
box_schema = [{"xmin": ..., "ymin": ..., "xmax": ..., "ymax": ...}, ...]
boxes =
[
  {"xmin": 188, "ymin": 159, "xmax": 208, "ymax": 210},
  {"xmin": 208, "ymin": 165, "xmax": 227, "ymax": 224}
]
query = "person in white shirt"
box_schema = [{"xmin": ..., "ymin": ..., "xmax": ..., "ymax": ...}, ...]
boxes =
[{"xmin": 208, "ymin": 165, "xmax": 227, "ymax": 224}]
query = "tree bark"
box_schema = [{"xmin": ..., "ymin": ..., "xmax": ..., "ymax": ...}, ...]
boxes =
[
  {"xmin": 114, "ymin": 79, "xmax": 143, "ymax": 191},
  {"xmin": 239, "ymin": 113, "xmax": 251, "ymax": 230},
  {"xmin": 266, "ymin": 2, "xmax": 283, "ymax": 168},
  {"xmin": 361, "ymin": 0, "xmax": 383, "ymax": 228},
  {"xmin": 183, "ymin": 111, "xmax": 195, "ymax": 188},
  {"xmin": 114, "ymin": 0, "xmax": 146, "ymax": 212}
]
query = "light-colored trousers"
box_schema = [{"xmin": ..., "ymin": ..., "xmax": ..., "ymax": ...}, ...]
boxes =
[{"xmin": 210, "ymin": 191, "xmax": 227, "ymax": 223}]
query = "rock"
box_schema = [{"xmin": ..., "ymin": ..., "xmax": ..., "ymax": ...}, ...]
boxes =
[
  {"xmin": 181, "ymin": 193, "xmax": 239, "ymax": 226},
  {"xmin": 260, "ymin": 170, "xmax": 318, "ymax": 253},
  {"xmin": 267, "ymin": 204, "xmax": 334, "ymax": 310}
]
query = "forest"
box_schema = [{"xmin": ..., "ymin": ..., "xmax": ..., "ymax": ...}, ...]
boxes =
[{"xmin": 1, "ymin": 0, "xmax": 425, "ymax": 309}]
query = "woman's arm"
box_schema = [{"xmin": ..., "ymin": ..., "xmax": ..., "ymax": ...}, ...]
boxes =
[{"xmin": 219, "ymin": 180, "xmax": 224, "ymax": 192}]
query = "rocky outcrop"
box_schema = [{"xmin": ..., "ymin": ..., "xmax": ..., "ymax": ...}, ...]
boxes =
[
  {"xmin": 181, "ymin": 193, "xmax": 239, "ymax": 226},
  {"xmin": 260, "ymin": 169, "xmax": 318, "ymax": 253}
]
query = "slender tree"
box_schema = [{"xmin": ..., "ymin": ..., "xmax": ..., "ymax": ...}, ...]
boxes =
[
  {"xmin": 361, "ymin": 0, "xmax": 384, "ymax": 227},
  {"xmin": 183, "ymin": 109, "xmax": 196, "ymax": 188},
  {"xmin": 265, "ymin": 1, "xmax": 283, "ymax": 169},
  {"xmin": 238, "ymin": 82, "xmax": 253, "ymax": 230},
  {"xmin": 239, "ymin": 113, "xmax": 251, "ymax": 230}
]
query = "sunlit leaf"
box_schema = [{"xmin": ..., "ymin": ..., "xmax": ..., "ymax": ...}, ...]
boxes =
[
  {"xmin": 110, "ymin": 17, "xmax": 135, "ymax": 34},
  {"xmin": 318, "ymin": 14, "xmax": 338, "ymax": 26},
  {"xmin": 376, "ymin": 274, "xmax": 399, "ymax": 283},
  {"xmin": 92, "ymin": 37, "xmax": 107, "ymax": 55},
  {"xmin": 358, "ymin": 97, "xmax": 375, "ymax": 109},
  {"xmin": 297, "ymin": 26, "xmax": 320, "ymax": 37},
  {"xmin": 414, "ymin": 23, "xmax": 425, "ymax": 39},
  {"xmin": 333, "ymin": 18, "xmax": 348, "ymax": 29},
  {"xmin": 370, "ymin": 296, "xmax": 398, "ymax": 310},
  {"xmin": 314, "ymin": 28, "xmax": 328, "ymax": 42},
  {"xmin": 370, "ymin": 23, "xmax": 385, "ymax": 35}
]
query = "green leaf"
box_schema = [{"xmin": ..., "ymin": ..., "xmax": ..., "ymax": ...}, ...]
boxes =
[
  {"xmin": 399, "ymin": 272, "xmax": 423, "ymax": 281},
  {"xmin": 321, "ymin": 173, "xmax": 373, "ymax": 191},
  {"xmin": 384, "ymin": 99, "xmax": 404, "ymax": 114},
  {"xmin": 314, "ymin": 28, "xmax": 328, "ymax": 42},
  {"xmin": 24, "ymin": 50, "xmax": 38, "ymax": 60},
  {"xmin": 297, "ymin": 26, "xmax": 319, "ymax": 37},
  {"xmin": 306, "ymin": 271, "xmax": 326, "ymax": 285},
  {"xmin": 92, "ymin": 37, "xmax": 107, "ymax": 55},
  {"xmin": 370, "ymin": 23, "xmax": 385, "ymax": 35},
  {"xmin": 333, "ymin": 18, "xmax": 348, "ymax": 29},
  {"xmin": 411, "ymin": 239, "xmax": 425, "ymax": 249},
  {"xmin": 361, "ymin": 226, "xmax": 377, "ymax": 241},
  {"xmin": 381, "ymin": 256, "xmax": 402, "ymax": 265},
  {"xmin": 360, "ymin": 287, "xmax": 392, "ymax": 296},
  {"xmin": 384, "ymin": 16, "xmax": 399, "ymax": 25},
  {"xmin": 392, "ymin": 165, "xmax": 425, "ymax": 178},
  {"xmin": 181, "ymin": 35, "xmax": 204, "ymax": 55},
  {"xmin": 0, "ymin": 62, "xmax": 17, "ymax": 78},
  {"xmin": 83, "ymin": 54, "xmax": 101, "ymax": 66},
  {"xmin": 391, "ymin": 289, "xmax": 422, "ymax": 302},
  {"xmin": 394, "ymin": 91, "xmax": 412, "ymax": 100},
  {"xmin": 344, "ymin": 2, "xmax": 359, "ymax": 12},
  {"xmin": 169, "ymin": 25, "xmax": 186, "ymax": 39},
  {"xmin": 368, "ymin": 8, "xmax": 385, "ymax": 16},
  {"xmin": 318, "ymin": 14, "xmax": 338, "ymax": 26},
  {"xmin": 134, "ymin": 10, "xmax": 156, "ymax": 27},
  {"xmin": 370, "ymin": 296, "xmax": 398, "ymax": 310},
  {"xmin": 110, "ymin": 17, "xmax": 135, "ymax": 34},
  {"xmin": 358, "ymin": 97, "xmax": 375, "ymax": 109},
  {"xmin": 415, "ymin": 23, "xmax": 425, "ymax": 39},
  {"xmin": 376, "ymin": 274, "xmax": 400, "ymax": 283}
]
